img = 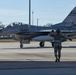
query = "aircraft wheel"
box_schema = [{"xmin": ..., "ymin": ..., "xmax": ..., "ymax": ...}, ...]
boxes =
[
  {"xmin": 40, "ymin": 42, "xmax": 44, "ymax": 47},
  {"xmin": 20, "ymin": 44, "xmax": 23, "ymax": 48},
  {"xmin": 51, "ymin": 42, "xmax": 54, "ymax": 47}
]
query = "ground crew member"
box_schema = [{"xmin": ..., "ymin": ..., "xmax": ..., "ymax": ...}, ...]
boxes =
[{"xmin": 49, "ymin": 29, "xmax": 67, "ymax": 62}]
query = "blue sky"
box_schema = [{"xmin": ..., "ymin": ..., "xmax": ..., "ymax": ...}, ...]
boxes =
[{"xmin": 0, "ymin": 0, "xmax": 76, "ymax": 25}]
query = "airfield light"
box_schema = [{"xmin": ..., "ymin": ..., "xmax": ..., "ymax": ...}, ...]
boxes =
[
  {"xmin": 37, "ymin": 19, "xmax": 39, "ymax": 26},
  {"xmin": 32, "ymin": 10, "xmax": 34, "ymax": 25}
]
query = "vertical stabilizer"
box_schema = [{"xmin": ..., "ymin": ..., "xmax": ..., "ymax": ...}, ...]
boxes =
[{"xmin": 63, "ymin": 7, "xmax": 76, "ymax": 27}]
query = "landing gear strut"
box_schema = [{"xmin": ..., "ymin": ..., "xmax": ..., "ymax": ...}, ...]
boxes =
[
  {"xmin": 39, "ymin": 41, "xmax": 45, "ymax": 47},
  {"xmin": 20, "ymin": 41, "xmax": 23, "ymax": 48}
]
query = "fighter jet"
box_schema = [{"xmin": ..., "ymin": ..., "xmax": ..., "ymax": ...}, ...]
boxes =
[{"xmin": 1, "ymin": 7, "xmax": 76, "ymax": 48}]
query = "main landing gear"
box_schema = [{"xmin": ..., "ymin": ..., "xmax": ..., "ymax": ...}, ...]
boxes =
[
  {"xmin": 39, "ymin": 41, "xmax": 45, "ymax": 47},
  {"xmin": 51, "ymin": 42, "xmax": 54, "ymax": 47},
  {"xmin": 40, "ymin": 42, "xmax": 54, "ymax": 47},
  {"xmin": 20, "ymin": 43, "xmax": 23, "ymax": 48},
  {"xmin": 20, "ymin": 40, "xmax": 54, "ymax": 48}
]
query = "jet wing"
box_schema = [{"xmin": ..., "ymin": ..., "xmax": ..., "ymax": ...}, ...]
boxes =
[{"xmin": 48, "ymin": 31, "xmax": 76, "ymax": 41}]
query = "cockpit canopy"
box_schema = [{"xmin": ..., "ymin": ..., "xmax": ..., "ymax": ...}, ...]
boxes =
[{"xmin": 6, "ymin": 22, "xmax": 26, "ymax": 28}]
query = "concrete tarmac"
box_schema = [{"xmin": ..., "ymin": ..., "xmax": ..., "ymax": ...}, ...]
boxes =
[{"xmin": 0, "ymin": 42, "xmax": 76, "ymax": 75}]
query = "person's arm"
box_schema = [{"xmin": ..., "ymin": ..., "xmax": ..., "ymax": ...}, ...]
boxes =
[{"xmin": 61, "ymin": 34, "xmax": 72, "ymax": 41}]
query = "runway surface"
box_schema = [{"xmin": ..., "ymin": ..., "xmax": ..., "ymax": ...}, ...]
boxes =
[{"xmin": 0, "ymin": 42, "xmax": 76, "ymax": 75}]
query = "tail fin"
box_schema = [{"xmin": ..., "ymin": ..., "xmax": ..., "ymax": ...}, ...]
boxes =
[{"xmin": 63, "ymin": 7, "xmax": 76, "ymax": 26}]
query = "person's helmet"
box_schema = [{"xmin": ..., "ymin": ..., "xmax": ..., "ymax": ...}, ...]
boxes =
[{"xmin": 56, "ymin": 29, "xmax": 60, "ymax": 33}]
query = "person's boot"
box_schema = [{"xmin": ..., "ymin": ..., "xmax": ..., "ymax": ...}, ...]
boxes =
[
  {"xmin": 55, "ymin": 56, "xmax": 58, "ymax": 62},
  {"xmin": 57, "ymin": 58, "xmax": 60, "ymax": 62},
  {"xmin": 55, "ymin": 58, "xmax": 57, "ymax": 62},
  {"xmin": 57, "ymin": 57, "xmax": 60, "ymax": 62}
]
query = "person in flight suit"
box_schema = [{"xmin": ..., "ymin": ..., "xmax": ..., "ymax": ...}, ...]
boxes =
[{"xmin": 49, "ymin": 29, "xmax": 67, "ymax": 62}]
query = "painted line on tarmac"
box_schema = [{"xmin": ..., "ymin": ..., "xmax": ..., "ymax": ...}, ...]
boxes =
[{"xmin": 0, "ymin": 66, "xmax": 76, "ymax": 70}]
